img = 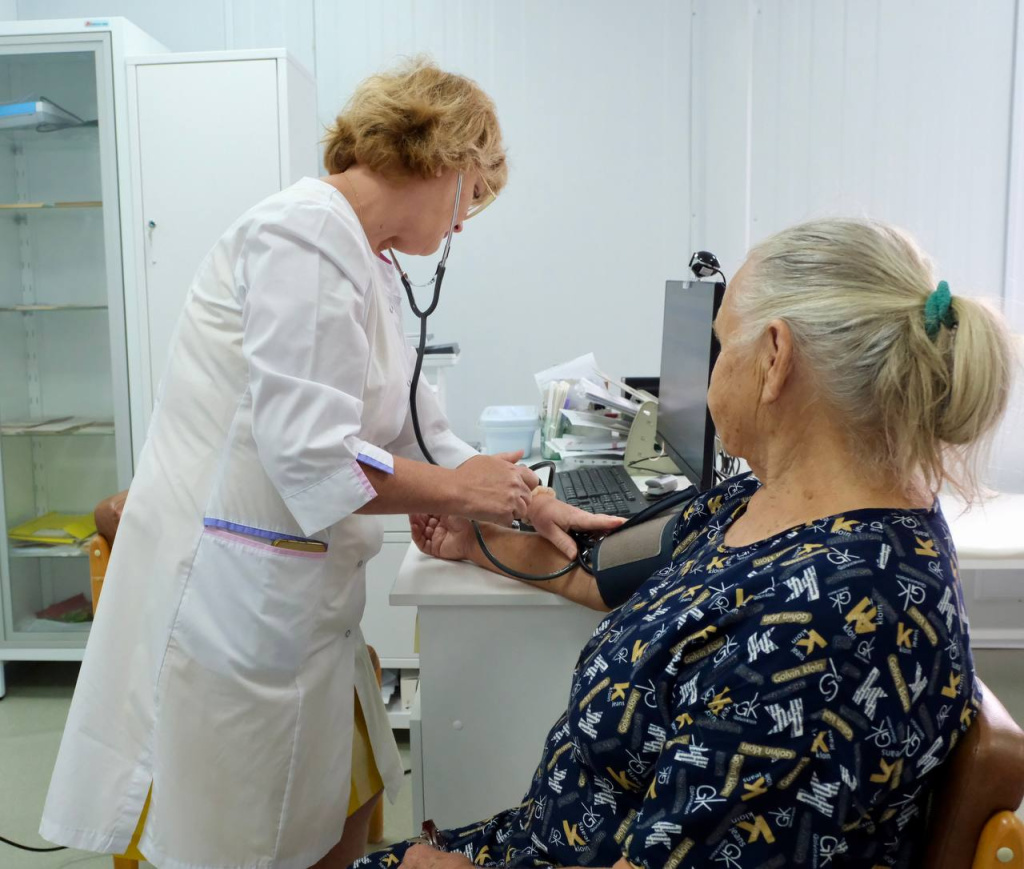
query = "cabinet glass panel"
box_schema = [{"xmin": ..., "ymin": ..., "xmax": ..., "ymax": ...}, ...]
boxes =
[{"xmin": 0, "ymin": 47, "xmax": 118, "ymax": 641}]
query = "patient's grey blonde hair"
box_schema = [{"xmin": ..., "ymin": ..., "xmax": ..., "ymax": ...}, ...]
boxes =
[{"xmin": 738, "ymin": 217, "xmax": 1014, "ymax": 500}]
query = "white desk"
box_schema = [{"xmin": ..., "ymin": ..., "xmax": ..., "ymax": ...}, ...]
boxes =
[
  {"xmin": 939, "ymin": 491, "xmax": 1024, "ymax": 648},
  {"xmin": 939, "ymin": 492, "xmax": 1024, "ymax": 570},
  {"xmin": 392, "ymin": 488, "xmax": 1024, "ymax": 830},
  {"xmin": 392, "ymin": 547, "xmax": 604, "ymax": 830}
]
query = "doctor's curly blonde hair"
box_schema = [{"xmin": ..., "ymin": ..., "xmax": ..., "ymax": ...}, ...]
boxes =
[{"xmin": 323, "ymin": 57, "xmax": 508, "ymax": 196}]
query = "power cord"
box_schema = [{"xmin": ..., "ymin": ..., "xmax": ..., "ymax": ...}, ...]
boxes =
[
  {"xmin": 0, "ymin": 834, "xmax": 65, "ymax": 853},
  {"xmin": 626, "ymin": 454, "xmax": 675, "ymax": 475}
]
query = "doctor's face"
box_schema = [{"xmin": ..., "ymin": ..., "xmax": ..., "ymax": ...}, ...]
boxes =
[{"xmin": 397, "ymin": 169, "xmax": 485, "ymax": 256}]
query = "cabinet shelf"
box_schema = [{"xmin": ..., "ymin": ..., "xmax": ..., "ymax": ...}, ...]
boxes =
[
  {"xmin": 386, "ymin": 693, "xmax": 412, "ymax": 729},
  {"xmin": 0, "ymin": 123, "xmax": 98, "ymax": 143},
  {"xmin": 0, "ymin": 418, "xmax": 115, "ymax": 437},
  {"xmin": 1, "ymin": 428, "xmax": 114, "ymax": 438},
  {"xmin": 8, "ymin": 544, "xmax": 88, "ymax": 558},
  {"xmin": 0, "ymin": 303, "xmax": 107, "ymax": 313},
  {"xmin": 15, "ymin": 616, "xmax": 91, "ymax": 633},
  {"xmin": 0, "ymin": 201, "xmax": 102, "ymax": 211}
]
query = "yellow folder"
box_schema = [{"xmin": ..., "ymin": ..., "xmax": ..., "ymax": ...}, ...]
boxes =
[{"xmin": 8, "ymin": 512, "xmax": 97, "ymax": 546}]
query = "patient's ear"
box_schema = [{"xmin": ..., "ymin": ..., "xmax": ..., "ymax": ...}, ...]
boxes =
[{"xmin": 760, "ymin": 319, "xmax": 794, "ymax": 404}]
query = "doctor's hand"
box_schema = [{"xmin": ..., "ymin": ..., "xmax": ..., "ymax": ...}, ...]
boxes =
[
  {"xmin": 451, "ymin": 452, "xmax": 536, "ymax": 525},
  {"xmin": 398, "ymin": 844, "xmax": 473, "ymax": 868},
  {"xmin": 528, "ymin": 489, "xmax": 626, "ymax": 559},
  {"xmin": 490, "ymin": 449, "xmax": 541, "ymax": 490}
]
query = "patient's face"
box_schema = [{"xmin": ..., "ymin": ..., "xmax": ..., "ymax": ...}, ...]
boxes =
[{"xmin": 706, "ymin": 264, "xmax": 761, "ymax": 460}]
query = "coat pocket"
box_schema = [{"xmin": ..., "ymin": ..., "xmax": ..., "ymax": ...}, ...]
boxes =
[{"xmin": 175, "ymin": 526, "xmax": 327, "ymax": 680}]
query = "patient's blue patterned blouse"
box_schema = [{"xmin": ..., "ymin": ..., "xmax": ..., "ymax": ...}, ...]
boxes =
[{"xmin": 359, "ymin": 473, "xmax": 976, "ymax": 868}]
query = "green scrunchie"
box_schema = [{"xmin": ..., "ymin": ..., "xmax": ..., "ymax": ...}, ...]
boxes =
[{"xmin": 924, "ymin": 280, "xmax": 957, "ymax": 340}]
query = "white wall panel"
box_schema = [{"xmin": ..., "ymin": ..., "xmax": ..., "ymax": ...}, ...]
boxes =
[
  {"xmin": 695, "ymin": 0, "xmax": 1021, "ymax": 496},
  {"xmin": 227, "ymin": 0, "xmax": 315, "ymax": 72},
  {"xmin": 0, "ymin": 1, "xmax": 16, "ymax": 21},
  {"xmin": 689, "ymin": 1, "xmax": 754, "ymax": 273},
  {"xmin": 695, "ymin": 0, "xmax": 1016, "ymax": 305},
  {"xmin": 14, "ymin": 0, "xmax": 226, "ymax": 50},
  {"xmin": 314, "ymin": 0, "xmax": 694, "ymax": 442},
  {"xmin": 1007, "ymin": 6, "xmax": 1024, "ymax": 328},
  {"xmin": 15, "ymin": 1, "xmax": 314, "ymax": 68}
]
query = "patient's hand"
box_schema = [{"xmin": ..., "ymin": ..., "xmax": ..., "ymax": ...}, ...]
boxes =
[
  {"xmin": 399, "ymin": 844, "xmax": 473, "ymax": 867},
  {"xmin": 528, "ymin": 492, "xmax": 626, "ymax": 559},
  {"xmin": 410, "ymin": 514, "xmax": 475, "ymax": 562}
]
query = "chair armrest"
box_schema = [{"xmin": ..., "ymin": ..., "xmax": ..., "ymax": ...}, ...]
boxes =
[
  {"xmin": 88, "ymin": 534, "xmax": 112, "ymax": 615},
  {"xmin": 972, "ymin": 810, "xmax": 1024, "ymax": 869},
  {"xmin": 367, "ymin": 645, "xmax": 382, "ymax": 688}
]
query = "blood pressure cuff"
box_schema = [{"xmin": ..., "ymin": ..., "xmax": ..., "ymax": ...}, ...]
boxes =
[{"xmin": 591, "ymin": 509, "xmax": 681, "ymax": 609}]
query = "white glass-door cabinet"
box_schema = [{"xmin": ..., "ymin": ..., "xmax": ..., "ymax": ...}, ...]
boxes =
[{"xmin": 0, "ymin": 20, "xmax": 165, "ymax": 697}]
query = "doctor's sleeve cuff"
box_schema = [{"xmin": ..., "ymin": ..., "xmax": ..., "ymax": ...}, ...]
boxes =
[
  {"xmin": 283, "ymin": 460, "xmax": 379, "ymax": 538},
  {"xmin": 355, "ymin": 442, "xmax": 395, "ymax": 475}
]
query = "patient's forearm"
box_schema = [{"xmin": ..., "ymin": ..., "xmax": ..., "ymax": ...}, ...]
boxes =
[{"xmin": 467, "ymin": 524, "xmax": 610, "ymax": 611}]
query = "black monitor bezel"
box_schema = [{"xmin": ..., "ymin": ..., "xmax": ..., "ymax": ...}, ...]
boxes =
[{"xmin": 656, "ymin": 279, "xmax": 726, "ymax": 492}]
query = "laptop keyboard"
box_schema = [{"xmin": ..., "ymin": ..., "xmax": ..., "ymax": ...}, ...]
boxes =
[{"xmin": 554, "ymin": 465, "xmax": 646, "ymax": 518}]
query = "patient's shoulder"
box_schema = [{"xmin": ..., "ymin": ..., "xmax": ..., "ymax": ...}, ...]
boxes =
[{"xmin": 672, "ymin": 472, "xmax": 759, "ymax": 552}]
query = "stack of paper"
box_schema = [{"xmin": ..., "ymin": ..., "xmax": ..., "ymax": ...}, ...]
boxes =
[
  {"xmin": 0, "ymin": 416, "xmax": 114, "ymax": 436},
  {"xmin": 533, "ymin": 353, "xmax": 650, "ymax": 460},
  {"xmin": 380, "ymin": 669, "xmax": 398, "ymax": 705},
  {"xmin": 535, "ymin": 353, "xmax": 603, "ymax": 399},
  {"xmin": 1, "ymin": 416, "xmax": 74, "ymax": 435},
  {"xmin": 577, "ymin": 379, "xmax": 641, "ymax": 416},
  {"xmin": 560, "ymin": 409, "xmax": 632, "ymax": 432},
  {"xmin": 79, "ymin": 420, "xmax": 115, "ymax": 435}
]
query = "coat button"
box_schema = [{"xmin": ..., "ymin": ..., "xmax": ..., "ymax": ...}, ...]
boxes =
[
  {"xmin": 389, "ymin": 304, "xmax": 394, "ymax": 313},
  {"xmin": 345, "ymin": 630, "xmax": 352, "ymax": 638},
  {"xmin": 357, "ymin": 559, "xmax": 363, "ymax": 568}
]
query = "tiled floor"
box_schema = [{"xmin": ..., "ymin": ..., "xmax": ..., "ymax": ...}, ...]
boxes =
[{"xmin": 2, "ymin": 651, "xmax": 1023, "ymax": 868}]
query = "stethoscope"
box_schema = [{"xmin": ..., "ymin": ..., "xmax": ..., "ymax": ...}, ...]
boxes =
[{"xmin": 388, "ymin": 174, "xmax": 696, "ymax": 581}]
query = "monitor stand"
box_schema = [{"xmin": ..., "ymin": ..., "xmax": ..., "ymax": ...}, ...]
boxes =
[{"xmin": 624, "ymin": 400, "xmax": 682, "ymax": 476}]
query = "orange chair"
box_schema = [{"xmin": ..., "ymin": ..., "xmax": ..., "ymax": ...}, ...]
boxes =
[
  {"xmin": 88, "ymin": 492, "xmax": 386, "ymax": 867},
  {"xmin": 923, "ymin": 679, "xmax": 1024, "ymax": 868}
]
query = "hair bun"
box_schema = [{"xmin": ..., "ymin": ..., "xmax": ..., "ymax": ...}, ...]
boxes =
[{"xmin": 397, "ymin": 100, "xmax": 443, "ymax": 140}]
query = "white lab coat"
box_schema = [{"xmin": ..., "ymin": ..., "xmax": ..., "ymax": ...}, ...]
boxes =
[{"xmin": 39, "ymin": 178, "xmax": 476, "ymax": 869}]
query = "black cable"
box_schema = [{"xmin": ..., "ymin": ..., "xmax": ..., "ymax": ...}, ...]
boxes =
[
  {"xmin": 27, "ymin": 94, "xmax": 93, "ymax": 133},
  {"xmin": 407, "ymin": 275, "xmax": 441, "ymax": 467},
  {"xmin": 0, "ymin": 834, "xmax": 66, "ymax": 852},
  {"xmin": 626, "ymin": 454, "xmax": 676, "ymax": 475},
  {"xmin": 470, "ymin": 520, "xmax": 576, "ymax": 581}
]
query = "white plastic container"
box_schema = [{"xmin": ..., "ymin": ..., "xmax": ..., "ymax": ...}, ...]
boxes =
[{"xmin": 478, "ymin": 405, "xmax": 539, "ymax": 455}]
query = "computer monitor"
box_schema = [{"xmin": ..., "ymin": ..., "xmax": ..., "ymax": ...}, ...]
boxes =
[{"xmin": 657, "ymin": 280, "xmax": 725, "ymax": 492}]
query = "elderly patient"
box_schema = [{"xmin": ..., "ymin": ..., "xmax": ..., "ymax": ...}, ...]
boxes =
[{"xmin": 359, "ymin": 218, "xmax": 1015, "ymax": 869}]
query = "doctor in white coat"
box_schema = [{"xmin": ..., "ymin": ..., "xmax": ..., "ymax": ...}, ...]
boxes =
[{"xmin": 40, "ymin": 59, "xmax": 619, "ymax": 869}]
